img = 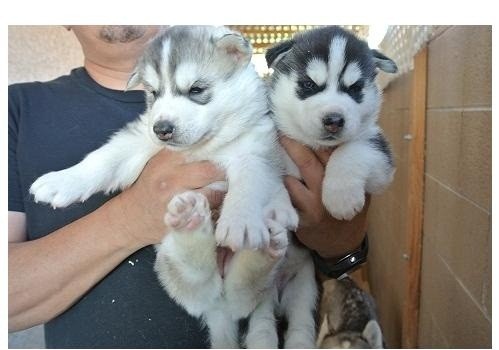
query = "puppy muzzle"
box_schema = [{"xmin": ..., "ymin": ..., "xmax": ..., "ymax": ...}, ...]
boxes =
[
  {"xmin": 153, "ymin": 120, "xmax": 175, "ymax": 141},
  {"xmin": 322, "ymin": 113, "xmax": 345, "ymax": 134}
]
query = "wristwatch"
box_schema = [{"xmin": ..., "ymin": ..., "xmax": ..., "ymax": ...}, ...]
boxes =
[{"xmin": 312, "ymin": 235, "xmax": 369, "ymax": 279}]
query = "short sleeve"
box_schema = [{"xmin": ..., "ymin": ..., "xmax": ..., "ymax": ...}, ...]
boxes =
[{"xmin": 8, "ymin": 85, "xmax": 25, "ymax": 212}]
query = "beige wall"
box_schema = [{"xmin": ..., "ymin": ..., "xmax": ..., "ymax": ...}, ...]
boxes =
[
  {"xmin": 368, "ymin": 25, "xmax": 491, "ymax": 348},
  {"xmin": 418, "ymin": 25, "xmax": 491, "ymax": 348},
  {"xmin": 8, "ymin": 25, "xmax": 83, "ymax": 84}
]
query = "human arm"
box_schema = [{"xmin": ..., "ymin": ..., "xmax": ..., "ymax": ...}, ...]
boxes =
[
  {"xmin": 8, "ymin": 149, "xmax": 225, "ymax": 331},
  {"xmin": 279, "ymin": 136, "xmax": 369, "ymax": 260}
]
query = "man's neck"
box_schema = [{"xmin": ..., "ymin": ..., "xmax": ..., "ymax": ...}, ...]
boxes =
[{"xmin": 83, "ymin": 58, "xmax": 142, "ymax": 91}]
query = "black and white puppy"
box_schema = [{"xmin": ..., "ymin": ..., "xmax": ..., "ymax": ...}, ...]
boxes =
[{"xmin": 266, "ymin": 26, "xmax": 398, "ymax": 220}]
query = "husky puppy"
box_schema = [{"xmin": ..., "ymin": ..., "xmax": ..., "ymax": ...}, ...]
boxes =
[
  {"xmin": 30, "ymin": 26, "xmax": 315, "ymax": 348},
  {"xmin": 316, "ymin": 277, "xmax": 383, "ymax": 349},
  {"xmin": 266, "ymin": 26, "xmax": 398, "ymax": 220}
]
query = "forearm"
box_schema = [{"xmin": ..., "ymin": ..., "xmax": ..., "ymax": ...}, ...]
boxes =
[{"xmin": 8, "ymin": 194, "xmax": 146, "ymax": 331}]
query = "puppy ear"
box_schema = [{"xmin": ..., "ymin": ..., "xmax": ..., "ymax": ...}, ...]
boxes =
[
  {"xmin": 362, "ymin": 320, "xmax": 384, "ymax": 349},
  {"xmin": 265, "ymin": 39, "xmax": 294, "ymax": 68},
  {"xmin": 125, "ymin": 70, "xmax": 142, "ymax": 91},
  {"xmin": 316, "ymin": 315, "xmax": 330, "ymax": 347},
  {"xmin": 216, "ymin": 33, "xmax": 252, "ymax": 67},
  {"xmin": 372, "ymin": 49, "xmax": 398, "ymax": 73}
]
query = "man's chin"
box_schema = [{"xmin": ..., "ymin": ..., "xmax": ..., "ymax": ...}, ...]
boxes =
[{"xmin": 99, "ymin": 26, "xmax": 147, "ymax": 44}]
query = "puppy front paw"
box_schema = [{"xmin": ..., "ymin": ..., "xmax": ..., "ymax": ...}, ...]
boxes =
[
  {"xmin": 263, "ymin": 197, "xmax": 299, "ymax": 232},
  {"xmin": 322, "ymin": 180, "xmax": 366, "ymax": 221},
  {"xmin": 265, "ymin": 218, "xmax": 288, "ymax": 259},
  {"xmin": 165, "ymin": 191, "xmax": 211, "ymax": 232},
  {"xmin": 215, "ymin": 210, "xmax": 269, "ymax": 251},
  {"xmin": 30, "ymin": 169, "xmax": 90, "ymax": 208}
]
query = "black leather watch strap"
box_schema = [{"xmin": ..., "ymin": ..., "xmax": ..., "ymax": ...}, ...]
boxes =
[{"xmin": 312, "ymin": 235, "xmax": 369, "ymax": 279}]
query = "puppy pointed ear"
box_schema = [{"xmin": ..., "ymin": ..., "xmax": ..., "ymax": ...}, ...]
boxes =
[
  {"xmin": 362, "ymin": 320, "xmax": 384, "ymax": 349},
  {"xmin": 216, "ymin": 33, "xmax": 252, "ymax": 67},
  {"xmin": 125, "ymin": 70, "xmax": 142, "ymax": 91},
  {"xmin": 265, "ymin": 39, "xmax": 294, "ymax": 68},
  {"xmin": 372, "ymin": 49, "xmax": 398, "ymax": 73}
]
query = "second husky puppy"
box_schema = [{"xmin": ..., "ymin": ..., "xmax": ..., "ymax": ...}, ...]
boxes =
[{"xmin": 266, "ymin": 26, "xmax": 397, "ymax": 220}]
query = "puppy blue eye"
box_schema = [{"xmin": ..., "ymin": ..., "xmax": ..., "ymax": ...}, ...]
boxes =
[
  {"xmin": 299, "ymin": 80, "xmax": 317, "ymax": 90},
  {"xmin": 189, "ymin": 86, "xmax": 205, "ymax": 94}
]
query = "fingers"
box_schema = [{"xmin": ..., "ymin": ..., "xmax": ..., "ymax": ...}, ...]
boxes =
[
  {"xmin": 178, "ymin": 161, "xmax": 226, "ymax": 189},
  {"xmin": 196, "ymin": 187, "xmax": 226, "ymax": 210},
  {"xmin": 314, "ymin": 148, "xmax": 333, "ymax": 167},
  {"xmin": 280, "ymin": 135, "xmax": 324, "ymax": 193},
  {"xmin": 149, "ymin": 150, "xmax": 225, "ymax": 188},
  {"xmin": 284, "ymin": 175, "xmax": 312, "ymax": 213}
]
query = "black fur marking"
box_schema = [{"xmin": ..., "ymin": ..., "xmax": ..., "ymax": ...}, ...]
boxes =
[
  {"xmin": 267, "ymin": 26, "xmax": 383, "ymax": 102},
  {"xmin": 371, "ymin": 49, "xmax": 398, "ymax": 73},
  {"xmin": 340, "ymin": 79, "xmax": 365, "ymax": 103},
  {"xmin": 265, "ymin": 39, "xmax": 295, "ymax": 67},
  {"xmin": 296, "ymin": 77, "xmax": 326, "ymax": 99},
  {"xmin": 369, "ymin": 132, "xmax": 393, "ymax": 166}
]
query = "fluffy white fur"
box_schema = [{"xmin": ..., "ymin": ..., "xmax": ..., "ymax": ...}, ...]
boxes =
[
  {"xmin": 30, "ymin": 26, "xmax": 317, "ymax": 348},
  {"xmin": 268, "ymin": 28, "xmax": 396, "ymax": 220}
]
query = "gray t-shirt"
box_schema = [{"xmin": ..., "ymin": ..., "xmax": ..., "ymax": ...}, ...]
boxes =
[{"xmin": 8, "ymin": 68, "xmax": 209, "ymax": 348}]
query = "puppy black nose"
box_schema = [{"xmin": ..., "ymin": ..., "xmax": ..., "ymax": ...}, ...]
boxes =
[
  {"xmin": 322, "ymin": 113, "xmax": 345, "ymax": 133},
  {"xmin": 153, "ymin": 120, "xmax": 175, "ymax": 141}
]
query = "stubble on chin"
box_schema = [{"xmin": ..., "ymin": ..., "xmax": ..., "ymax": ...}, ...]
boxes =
[{"xmin": 99, "ymin": 26, "xmax": 147, "ymax": 43}]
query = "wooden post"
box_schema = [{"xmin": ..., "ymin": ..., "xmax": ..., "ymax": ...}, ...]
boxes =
[{"xmin": 401, "ymin": 46, "xmax": 428, "ymax": 348}]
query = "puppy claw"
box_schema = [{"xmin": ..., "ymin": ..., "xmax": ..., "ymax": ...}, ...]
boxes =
[{"xmin": 215, "ymin": 214, "xmax": 270, "ymax": 251}]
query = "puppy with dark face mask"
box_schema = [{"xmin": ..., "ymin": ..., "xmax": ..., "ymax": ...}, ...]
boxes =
[{"xmin": 266, "ymin": 26, "xmax": 397, "ymax": 220}]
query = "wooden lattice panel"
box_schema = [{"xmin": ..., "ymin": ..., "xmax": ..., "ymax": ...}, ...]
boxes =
[{"xmin": 228, "ymin": 25, "xmax": 369, "ymax": 54}]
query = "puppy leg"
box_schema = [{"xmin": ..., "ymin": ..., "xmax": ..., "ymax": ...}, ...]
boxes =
[
  {"xmin": 216, "ymin": 156, "xmax": 282, "ymax": 250},
  {"xmin": 155, "ymin": 191, "xmax": 222, "ymax": 316},
  {"xmin": 244, "ymin": 288, "xmax": 279, "ymax": 349},
  {"xmin": 224, "ymin": 218, "xmax": 287, "ymax": 319},
  {"xmin": 203, "ymin": 309, "xmax": 239, "ymax": 349},
  {"xmin": 322, "ymin": 139, "xmax": 391, "ymax": 220},
  {"xmin": 280, "ymin": 257, "xmax": 318, "ymax": 349},
  {"xmin": 30, "ymin": 116, "xmax": 162, "ymax": 207}
]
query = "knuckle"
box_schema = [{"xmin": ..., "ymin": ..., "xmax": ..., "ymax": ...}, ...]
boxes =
[
  {"xmin": 199, "ymin": 162, "xmax": 216, "ymax": 175},
  {"xmin": 296, "ymin": 156, "xmax": 316, "ymax": 171}
]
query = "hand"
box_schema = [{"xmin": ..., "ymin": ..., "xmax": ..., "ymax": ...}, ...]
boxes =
[
  {"xmin": 114, "ymin": 149, "xmax": 226, "ymax": 247},
  {"xmin": 280, "ymin": 136, "xmax": 369, "ymax": 259}
]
